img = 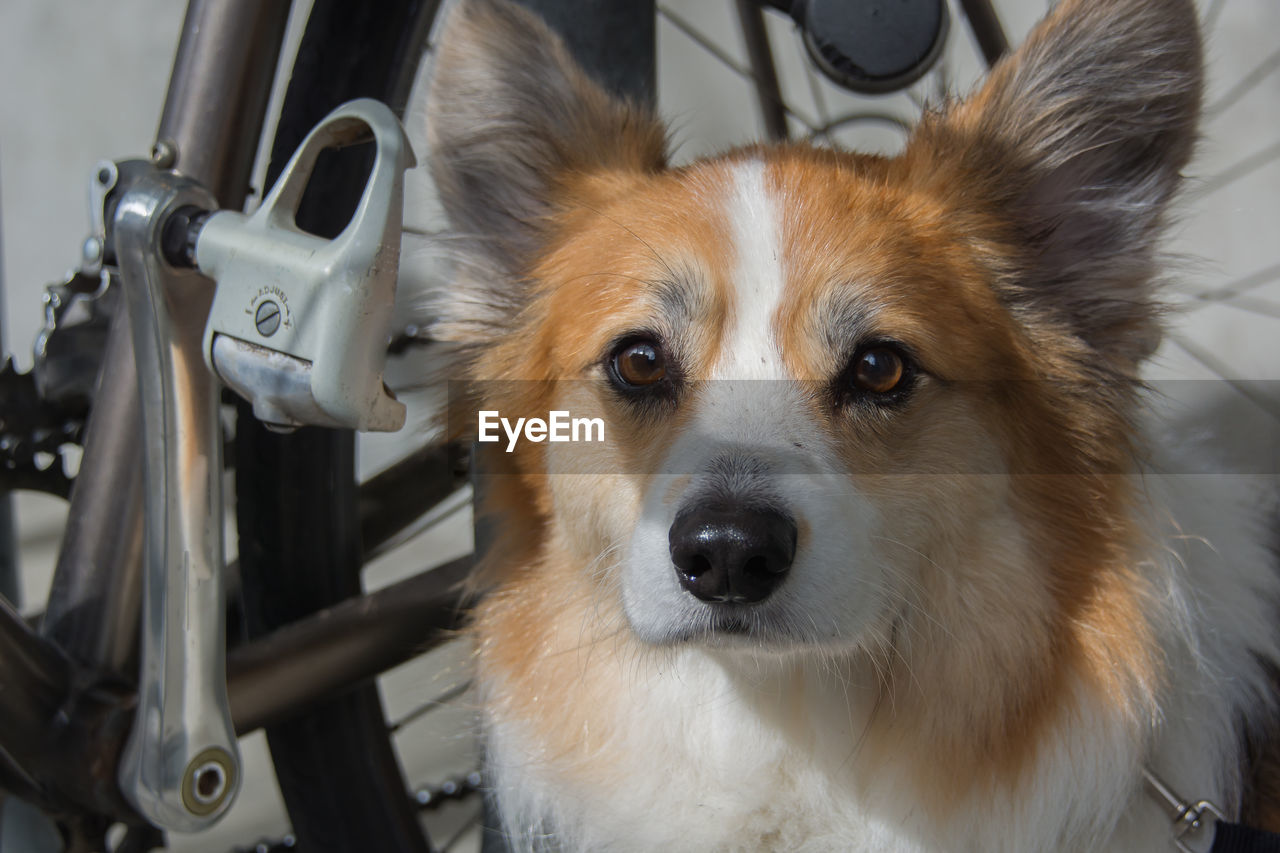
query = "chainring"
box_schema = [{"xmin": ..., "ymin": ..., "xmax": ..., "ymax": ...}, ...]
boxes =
[{"xmin": 0, "ymin": 357, "xmax": 87, "ymax": 498}]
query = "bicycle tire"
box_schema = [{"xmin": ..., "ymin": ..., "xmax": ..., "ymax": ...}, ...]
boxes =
[{"xmin": 234, "ymin": 2, "xmax": 442, "ymax": 852}]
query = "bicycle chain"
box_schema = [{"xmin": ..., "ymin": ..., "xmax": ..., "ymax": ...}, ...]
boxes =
[{"xmin": 229, "ymin": 771, "xmax": 484, "ymax": 853}]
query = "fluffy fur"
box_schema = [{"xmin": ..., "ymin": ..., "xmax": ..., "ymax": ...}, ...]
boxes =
[{"xmin": 418, "ymin": 0, "xmax": 1280, "ymax": 849}]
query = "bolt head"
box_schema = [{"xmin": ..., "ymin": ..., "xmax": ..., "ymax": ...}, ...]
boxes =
[
  {"xmin": 254, "ymin": 300, "xmax": 282, "ymax": 336},
  {"xmin": 151, "ymin": 139, "xmax": 177, "ymax": 169}
]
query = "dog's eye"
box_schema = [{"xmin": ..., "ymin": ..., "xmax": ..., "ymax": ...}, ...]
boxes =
[
  {"xmin": 835, "ymin": 344, "xmax": 915, "ymax": 408},
  {"xmin": 852, "ymin": 347, "xmax": 905, "ymax": 394},
  {"xmin": 610, "ymin": 338, "xmax": 667, "ymax": 388}
]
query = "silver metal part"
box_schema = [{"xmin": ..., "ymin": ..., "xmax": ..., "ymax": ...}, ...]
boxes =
[
  {"xmin": 211, "ymin": 335, "xmax": 333, "ymax": 430},
  {"xmin": 151, "ymin": 139, "xmax": 177, "ymax": 170},
  {"xmin": 198, "ymin": 98, "xmax": 414, "ymax": 433},
  {"xmin": 1142, "ymin": 767, "xmax": 1223, "ymax": 853},
  {"xmin": 82, "ymin": 161, "xmax": 118, "ymax": 275},
  {"xmin": 114, "ymin": 168, "xmax": 239, "ymax": 831},
  {"xmin": 31, "ymin": 270, "xmax": 114, "ymax": 404}
]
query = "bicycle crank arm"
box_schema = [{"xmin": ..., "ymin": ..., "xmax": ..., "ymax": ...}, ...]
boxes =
[
  {"xmin": 195, "ymin": 98, "xmax": 415, "ymax": 432},
  {"xmin": 115, "ymin": 169, "xmax": 240, "ymax": 832}
]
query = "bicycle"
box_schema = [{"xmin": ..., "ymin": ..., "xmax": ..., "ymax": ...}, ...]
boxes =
[{"xmin": 2, "ymin": 1, "xmax": 1277, "ymax": 851}]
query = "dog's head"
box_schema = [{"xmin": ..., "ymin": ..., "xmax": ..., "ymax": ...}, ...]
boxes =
[{"xmin": 424, "ymin": 0, "xmax": 1201, "ymax": 676}]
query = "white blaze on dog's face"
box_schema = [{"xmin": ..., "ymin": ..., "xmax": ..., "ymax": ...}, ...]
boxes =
[
  {"xmin": 620, "ymin": 158, "xmax": 888, "ymax": 648},
  {"xmin": 426, "ymin": 0, "xmax": 1202, "ymax": 667}
]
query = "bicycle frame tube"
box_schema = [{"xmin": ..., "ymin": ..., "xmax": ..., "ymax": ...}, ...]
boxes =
[
  {"xmin": 227, "ymin": 555, "xmax": 474, "ymax": 734},
  {"xmin": 957, "ymin": 0, "xmax": 1009, "ymax": 65},
  {"xmin": 40, "ymin": 302, "xmax": 145, "ymax": 674},
  {"xmin": 155, "ymin": 0, "xmax": 293, "ymax": 207},
  {"xmin": 0, "ymin": 596, "xmax": 140, "ymax": 822},
  {"xmin": 736, "ymin": 0, "xmax": 788, "ymax": 142}
]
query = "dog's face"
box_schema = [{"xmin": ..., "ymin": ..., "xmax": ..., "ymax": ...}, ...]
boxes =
[
  {"xmin": 523, "ymin": 153, "xmax": 1027, "ymax": 651},
  {"xmin": 426, "ymin": 0, "xmax": 1201, "ymax": 664}
]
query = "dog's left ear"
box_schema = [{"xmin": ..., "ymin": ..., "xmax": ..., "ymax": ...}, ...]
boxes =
[{"xmin": 915, "ymin": 0, "xmax": 1203, "ymax": 364}]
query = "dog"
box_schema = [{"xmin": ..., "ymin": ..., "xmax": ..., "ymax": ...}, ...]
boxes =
[{"xmin": 419, "ymin": 0, "xmax": 1280, "ymax": 849}]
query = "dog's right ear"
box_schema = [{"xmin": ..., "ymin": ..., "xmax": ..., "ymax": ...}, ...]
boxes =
[{"xmin": 426, "ymin": 0, "xmax": 667, "ymax": 302}]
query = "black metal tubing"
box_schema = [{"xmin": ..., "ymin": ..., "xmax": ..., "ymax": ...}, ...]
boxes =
[
  {"xmin": 958, "ymin": 0, "xmax": 1009, "ymax": 66},
  {"xmin": 736, "ymin": 0, "xmax": 789, "ymax": 142},
  {"xmin": 227, "ymin": 555, "xmax": 473, "ymax": 735},
  {"xmin": 0, "ymin": 597, "xmax": 72, "ymax": 750}
]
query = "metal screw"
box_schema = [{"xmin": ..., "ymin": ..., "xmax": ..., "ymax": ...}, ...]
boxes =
[
  {"xmin": 254, "ymin": 300, "xmax": 282, "ymax": 336},
  {"xmin": 82, "ymin": 236, "xmax": 103, "ymax": 268},
  {"xmin": 151, "ymin": 138, "xmax": 177, "ymax": 169}
]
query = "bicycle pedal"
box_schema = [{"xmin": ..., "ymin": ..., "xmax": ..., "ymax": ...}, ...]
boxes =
[{"xmin": 196, "ymin": 99, "xmax": 415, "ymax": 433}]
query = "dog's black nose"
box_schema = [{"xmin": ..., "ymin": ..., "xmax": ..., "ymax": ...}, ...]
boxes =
[{"xmin": 668, "ymin": 504, "xmax": 797, "ymax": 604}]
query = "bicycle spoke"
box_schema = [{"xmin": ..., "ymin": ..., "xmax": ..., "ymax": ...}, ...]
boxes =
[
  {"xmin": 1169, "ymin": 335, "xmax": 1280, "ymax": 421},
  {"xmin": 1205, "ymin": 45, "xmax": 1280, "ymax": 120},
  {"xmin": 1185, "ymin": 261, "xmax": 1280, "ymax": 302},
  {"xmin": 1202, "ymin": 0, "xmax": 1229, "ymax": 33},
  {"xmin": 440, "ymin": 811, "xmax": 483, "ymax": 853},
  {"xmin": 389, "ymin": 679, "xmax": 474, "ymax": 735},
  {"xmin": 1193, "ymin": 137, "xmax": 1280, "ymax": 199},
  {"xmin": 1205, "ymin": 293, "xmax": 1280, "ymax": 320},
  {"xmin": 657, "ymin": 4, "xmax": 822, "ymax": 134},
  {"xmin": 803, "ymin": 63, "xmax": 833, "ymax": 144}
]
